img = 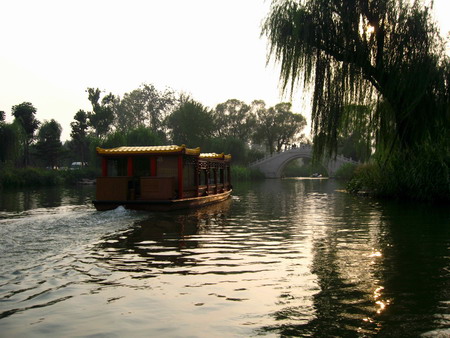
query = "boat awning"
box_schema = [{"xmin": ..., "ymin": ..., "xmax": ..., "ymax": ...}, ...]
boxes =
[
  {"xmin": 96, "ymin": 145, "xmax": 201, "ymax": 156},
  {"xmin": 200, "ymin": 153, "xmax": 232, "ymax": 161}
]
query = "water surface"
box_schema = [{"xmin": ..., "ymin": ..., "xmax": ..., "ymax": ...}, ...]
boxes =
[{"xmin": 0, "ymin": 180, "xmax": 449, "ymax": 336}]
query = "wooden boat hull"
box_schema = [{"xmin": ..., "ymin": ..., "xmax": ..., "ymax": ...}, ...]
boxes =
[{"xmin": 93, "ymin": 190, "xmax": 232, "ymax": 212}]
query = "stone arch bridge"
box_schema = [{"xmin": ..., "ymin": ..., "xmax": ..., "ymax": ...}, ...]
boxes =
[{"xmin": 249, "ymin": 144, "xmax": 358, "ymax": 178}]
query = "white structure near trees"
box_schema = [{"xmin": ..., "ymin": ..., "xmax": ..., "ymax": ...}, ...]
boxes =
[{"xmin": 249, "ymin": 144, "xmax": 358, "ymax": 178}]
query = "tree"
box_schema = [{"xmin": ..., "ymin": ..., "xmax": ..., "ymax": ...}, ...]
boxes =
[
  {"xmin": 205, "ymin": 136, "xmax": 248, "ymax": 164},
  {"xmin": 165, "ymin": 98, "xmax": 215, "ymax": 147},
  {"xmin": 12, "ymin": 102, "xmax": 40, "ymax": 166},
  {"xmin": 100, "ymin": 126, "xmax": 164, "ymax": 149},
  {"xmin": 125, "ymin": 126, "xmax": 164, "ymax": 146},
  {"xmin": 213, "ymin": 99, "xmax": 256, "ymax": 142},
  {"xmin": 141, "ymin": 84, "xmax": 177, "ymax": 133},
  {"xmin": 115, "ymin": 84, "xmax": 177, "ymax": 133},
  {"xmin": 262, "ymin": 0, "xmax": 449, "ymax": 158},
  {"xmin": 336, "ymin": 104, "xmax": 374, "ymax": 162},
  {"xmin": 70, "ymin": 110, "xmax": 89, "ymax": 165},
  {"xmin": 35, "ymin": 119, "xmax": 63, "ymax": 168},
  {"xmin": 0, "ymin": 121, "xmax": 24, "ymax": 165},
  {"xmin": 253, "ymin": 102, "xmax": 307, "ymax": 154},
  {"xmin": 86, "ymin": 88, "xmax": 115, "ymax": 138},
  {"xmin": 115, "ymin": 88, "xmax": 146, "ymax": 131}
]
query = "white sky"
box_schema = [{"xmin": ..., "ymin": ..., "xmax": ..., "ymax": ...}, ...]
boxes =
[{"xmin": 1, "ymin": 0, "xmax": 449, "ymax": 141}]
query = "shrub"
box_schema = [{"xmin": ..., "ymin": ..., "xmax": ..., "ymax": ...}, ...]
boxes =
[
  {"xmin": 0, "ymin": 167, "xmax": 61, "ymax": 188},
  {"xmin": 59, "ymin": 167, "xmax": 100, "ymax": 185},
  {"xmin": 347, "ymin": 148, "xmax": 450, "ymax": 202},
  {"xmin": 231, "ymin": 165, "xmax": 264, "ymax": 181},
  {"xmin": 0, "ymin": 166, "xmax": 100, "ymax": 188},
  {"xmin": 334, "ymin": 163, "xmax": 357, "ymax": 181}
]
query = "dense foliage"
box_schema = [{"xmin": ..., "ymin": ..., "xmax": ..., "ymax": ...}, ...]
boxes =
[
  {"xmin": 263, "ymin": 0, "xmax": 450, "ymax": 201},
  {"xmin": 253, "ymin": 101, "xmax": 307, "ymax": 154},
  {"xmin": 166, "ymin": 98, "xmax": 215, "ymax": 147},
  {"xmin": 0, "ymin": 83, "xmax": 307, "ymax": 186},
  {"xmin": 35, "ymin": 119, "xmax": 63, "ymax": 169},
  {"xmin": 11, "ymin": 102, "xmax": 40, "ymax": 167}
]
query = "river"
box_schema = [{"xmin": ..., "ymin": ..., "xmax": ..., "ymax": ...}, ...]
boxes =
[{"xmin": 0, "ymin": 179, "xmax": 449, "ymax": 337}]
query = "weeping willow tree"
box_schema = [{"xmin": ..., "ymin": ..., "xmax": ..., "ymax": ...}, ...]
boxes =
[
  {"xmin": 263, "ymin": 0, "xmax": 449, "ymax": 156},
  {"xmin": 262, "ymin": 0, "xmax": 450, "ymax": 199}
]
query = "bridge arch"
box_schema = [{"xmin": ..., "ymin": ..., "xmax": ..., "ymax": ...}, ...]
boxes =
[
  {"xmin": 249, "ymin": 145, "xmax": 358, "ymax": 178},
  {"xmin": 275, "ymin": 153, "xmax": 328, "ymax": 178},
  {"xmin": 276, "ymin": 155, "xmax": 328, "ymax": 178}
]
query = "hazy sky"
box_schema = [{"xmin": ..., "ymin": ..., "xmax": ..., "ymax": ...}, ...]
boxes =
[{"xmin": 1, "ymin": 0, "xmax": 449, "ymax": 140}]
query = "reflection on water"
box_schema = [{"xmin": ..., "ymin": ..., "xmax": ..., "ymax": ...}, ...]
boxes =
[
  {"xmin": 93, "ymin": 201, "xmax": 232, "ymax": 276},
  {"xmin": 0, "ymin": 179, "xmax": 449, "ymax": 336},
  {"xmin": 0, "ymin": 185, "xmax": 95, "ymax": 215}
]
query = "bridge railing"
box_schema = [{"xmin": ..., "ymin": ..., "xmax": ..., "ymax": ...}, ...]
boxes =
[
  {"xmin": 248, "ymin": 144, "xmax": 359, "ymax": 167},
  {"xmin": 334, "ymin": 154, "xmax": 359, "ymax": 164},
  {"xmin": 248, "ymin": 144, "xmax": 313, "ymax": 167}
]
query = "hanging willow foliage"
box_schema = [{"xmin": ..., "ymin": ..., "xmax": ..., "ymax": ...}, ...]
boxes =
[{"xmin": 262, "ymin": 0, "xmax": 449, "ymax": 159}]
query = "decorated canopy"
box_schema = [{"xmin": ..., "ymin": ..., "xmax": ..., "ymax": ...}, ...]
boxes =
[{"xmin": 96, "ymin": 145, "xmax": 201, "ymax": 156}]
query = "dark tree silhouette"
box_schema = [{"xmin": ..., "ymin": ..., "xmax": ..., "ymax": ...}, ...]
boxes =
[
  {"xmin": 36, "ymin": 119, "xmax": 63, "ymax": 169},
  {"xmin": 253, "ymin": 101, "xmax": 307, "ymax": 154},
  {"xmin": 166, "ymin": 98, "xmax": 215, "ymax": 147},
  {"xmin": 70, "ymin": 110, "xmax": 89, "ymax": 165},
  {"xmin": 262, "ymin": 0, "xmax": 449, "ymax": 158},
  {"xmin": 12, "ymin": 102, "xmax": 40, "ymax": 166},
  {"xmin": 213, "ymin": 99, "xmax": 256, "ymax": 142},
  {"xmin": 115, "ymin": 84, "xmax": 177, "ymax": 133},
  {"xmin": 86, "ymin": 88, "xmax": 115, "ymax": 138}
]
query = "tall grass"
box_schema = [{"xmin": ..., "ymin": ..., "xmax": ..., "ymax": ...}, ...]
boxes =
[
  {"xmin": 347, "ymin": 148, "xmax": 450, "ymax": 202},
  {"xmin": 0, "ymin": 167, "xmax": 61, "ymax": 188},
  {"xmin": 333, "ymin": 163, "xmax": 357, "ymax": 181},
  {"xmin": 0, "ymin": 167, "xmax": 99, "ymax": 188},
  {"xmin": 231, "ymin": 165, "xmax": 265, "ymax": 181},
  {"xmin": 0, "ymin": 165, "xmax": 261, "ymax": 188}
]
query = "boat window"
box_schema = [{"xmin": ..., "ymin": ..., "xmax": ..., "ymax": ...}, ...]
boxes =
[
  {"xmin": 224, "ymin": 166, "xmax": 228, "ymax": 183},
  {"xmin": 219, "ymin": 168, "xmax": 224, "ymax": 184},
  {"xmin": 183, "ymin": 162, "xmax": 195, "ymax": 188},
  {"xmin": 107, "ymin": 158, "xmax": 127, "ymax": 176},
  {"xmin": 134, "ymin": 157, "xmax": 151, "ymax": 177},
  {"xmin": 199, "ymin": 169, "xmax": 207, "ymax": 186},
  {"xmin": 158, "ymin": 156, "xmax": 178, "ymax": 178},
  {"xmin": 208, "ymin": 168, "xmax": 215, "ymax": 184}
]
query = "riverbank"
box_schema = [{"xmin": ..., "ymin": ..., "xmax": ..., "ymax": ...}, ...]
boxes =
[
  {"xmin": 0, "ymin": 165, "xmax": 263, "ymax": 189},
  {"xmin": 231, "ymin": 165, "xmax": 265, "ymax": 181},
  {"xmin": 0, "ymin": 167, "xmax": 99, "ymax": 188},
  {"xmin": 336, "ymin": 160, "xmax": 450, "ymax": 203}
]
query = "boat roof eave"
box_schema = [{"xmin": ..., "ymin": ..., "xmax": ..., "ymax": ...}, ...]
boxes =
[
  {"xmin": 199, "ymin": 153, "xmax": 232, "ymax": 161},
  {"xmin": 96, "ymin": 145, "xmax": 201, "ymax": 156}
]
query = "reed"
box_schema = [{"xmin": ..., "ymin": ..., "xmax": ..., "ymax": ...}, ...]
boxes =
[
  {"xmin": 347, "ymin": 149, "xmax": 450, "ymax": 202},
  {"xmin": 231, "ymin": 165, "xmax": 264, "ymax": 181},
  {"xmin": 0, "ymin": 167, "xmax": 99, "ymax": 188},
  {"xmin": 334, "ymin": 163, "xmax": 357, "ymax": 181},
  {"xmin": 0, "ymin": 167, "xmax": 61, "ymax": 187}
]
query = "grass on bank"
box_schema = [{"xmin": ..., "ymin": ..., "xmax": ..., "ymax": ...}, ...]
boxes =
[
  {"xmin": 0, "ymin": 165, "xmax": 261, "ymax": 188},
  {"xmin": 0, "ymin": 167, "xmax": 99, "ymax": 188},
  {"xmin": 2, "ymin": 158, "xmax": 447, "ymax": 202},
  {"xmin": 337, "ymin": 154, "xmax": 450, "ymax": 203},
  {"xmin": 231, "ymin": 165, "xmax": 265, "ymax": 181}
]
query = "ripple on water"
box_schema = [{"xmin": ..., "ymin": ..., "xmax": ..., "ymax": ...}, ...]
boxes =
[{"xmin": 1, "ymin": 180, "xmax": 449, "ymax": 337}]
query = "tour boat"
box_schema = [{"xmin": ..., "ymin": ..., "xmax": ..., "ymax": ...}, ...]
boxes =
[{"xmin": 92, "ymin": 145, "xmax": 232, "ymax": 211}]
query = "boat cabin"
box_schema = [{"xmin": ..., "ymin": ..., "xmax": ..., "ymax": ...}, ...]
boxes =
[{"xmin": 93, "ymin": 145, "xmax": 232, "ymax": 211}]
